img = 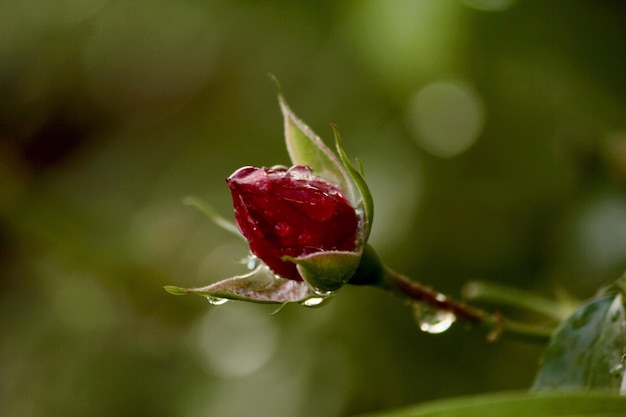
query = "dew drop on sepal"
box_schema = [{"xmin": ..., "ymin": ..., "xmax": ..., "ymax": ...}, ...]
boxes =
[
  {"xmin": 207, "ymin": 296, "xmax": 229, "ymax": 306},
  {"xmin": 412, "ymin": 302, "xmax": 456, "ymax": 334},
  {"xmin": 312, "ymin": 288, "xmax": 334, "ymax": 297},
  {"xmin": 246, "ymin": 255, "xmax": 261, "ymax": 270},
  {"xmin": 301, "ymin": 297, "xmax": 329, "ymax": 307}
]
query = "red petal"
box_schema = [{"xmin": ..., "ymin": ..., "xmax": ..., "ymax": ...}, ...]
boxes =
[{"xmin": 227, "ymin": 166, "xmax": 358, "ymax": 281}]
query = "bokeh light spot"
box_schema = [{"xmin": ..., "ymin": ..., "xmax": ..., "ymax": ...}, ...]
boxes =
[
  {"xmin": 576, "ymin": 196, "xmax": 626, "ymax": 273},
  {"xmin": 406, "ymin": 81, "xmax": 486, "ymax": 158},
  {"xmin": 364, "ymin": 142, "xmax": 422, "ymax": 248},
  {"xmin": 349, "ymin": 0, "xmax": 461, "ymax": 85},
  {"xmin": 50, "ymin": 273, "xmax": 117, "ymax": 332},
  {"xmin": 192, "ymin": 304, "xmax": 278, "ymax": 378},
  {"xmin": 128, "ymin": 203, "xmax": 195, "ymax": 265}
]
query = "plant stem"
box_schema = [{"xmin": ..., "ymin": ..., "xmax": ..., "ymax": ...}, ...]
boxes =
[
  {"xmin": 382, "ymin": 267, "xmax": 554, "ymax": 344},
  {"xmin": 462, "ymin": 280, "xmax": 574, "ymax": 322}
]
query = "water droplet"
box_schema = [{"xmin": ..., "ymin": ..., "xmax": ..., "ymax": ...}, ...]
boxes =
[
  {"xmin": 287, "ymin": 166, "xmax": 313, "ymax": 180},
  {"xmin": 312, "ymin": 288, "xmax": 334, "ymax": 297},
  {"xmin": 412, "ymin": 303, "xmax": 456, "ymax": 334},
  {"xmin": 206, "ymin": 296, "xmax": 229, "ymax": 306},
  {"xmin": 301, "ymin": 297, "xmax": 326, "ymax": 307},
  {"xmin": 274, "ymin": 221, "xmax": 294, "ymax": 237},
  {"xmin": 270, "ymin": 164, "xmax": 288, "ymax": 171},
  {"xmin": 435, "ymin": 293, "xmax": 447, "ymax": 302},
  {"xmin": 297, "ymin": 231, "xmax": 315, "ymax": 245},
  {"xmin": 244, "ymin": 219, "xmax": 264, "ymax": 238},
  {"xmin": 246, "ymin": 256, "xmax": 260, "ymax": 270},
  {"xmin": 283, "ymin": 190, "xmax": 336, "ymax": 222}
]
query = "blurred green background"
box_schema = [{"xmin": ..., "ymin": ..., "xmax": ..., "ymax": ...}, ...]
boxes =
[{"xmin": 1, "ymin": 0, "xmax": 626, "ymax": 416}]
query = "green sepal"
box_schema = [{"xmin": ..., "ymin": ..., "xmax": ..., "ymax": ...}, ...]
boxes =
[
  {"xmin": 271, "ymin": 76, "xmax": 355, "ymax": 201},
  {"xmin": 347, "ymin": 244, "xmax": 386, "ymax": 287},
  {"xmin": 333, "ymin": 125, "xmax": 374, "ymax": 244},
  {"xmin": 183, "ymin": 196, "xmax": 243, "ymax": 240},
  {"xmin": 284, "ymin": 250, "xmax": 361, "ymax": 293},
  {"xmin": 164, "ymin": 265, "xmax": 317, "ymax": 304}
]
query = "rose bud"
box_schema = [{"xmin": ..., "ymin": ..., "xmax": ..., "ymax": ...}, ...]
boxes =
[
  {"xmin": 226, "ymin": 165, "xmax": 359, "ymax": 282},
  {"xmin": 165, "ymin": 86, "xmax": 374, "ymax": 304}
]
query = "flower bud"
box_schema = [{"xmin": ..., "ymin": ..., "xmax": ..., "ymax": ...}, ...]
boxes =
[{"xmin": 227, "ymin": 165, "xmax": 359, "ymax": 281}]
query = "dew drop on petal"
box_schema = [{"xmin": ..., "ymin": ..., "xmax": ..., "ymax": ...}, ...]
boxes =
[
  {"xmin": 297, "ymin": 231, "xmax": 315, "ymax": 246},
  {"xmin": 270, "ymin": 164, "xmax": 289, "ymax": 171},
  {"xmin": 282, "ymin": 191, "xmax": 337, "ymax": 223},
  {"xmin": 274, "ymin": 221, "xmax": 294, "ymax": 237},
  {"xmin": 206, "ymin": 296, "xmax": 229, "ymax": 306},
  {"xmin": 309, "ymin": 197, "xmax": 337, "ymax": 222},
  {"xmin": 287, "ymin": 165, "xmax": 314, "ymax": 180},
  {"xmin": 412, "ymin": 303, "xmax": 456, "ymax": 334}
]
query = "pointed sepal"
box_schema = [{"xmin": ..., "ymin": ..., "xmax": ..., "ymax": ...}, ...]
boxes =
[
  {"xmin": 284, "ymin": 250, "xmax": 361, "ymax": 293},
  {"xmin": 333, "ymin": 125, "xmax": 374, "ymax": 244},
  {"xmin": 183, "ymin": 196, "xmax": 243, "ymax": 240},
  {"xmin": 164, "ymin": 265, "xmax": 321, "ymax": 305},
  {"xmin": 271, "ymin": 76, "xmax": 355, "ymax": 200}
]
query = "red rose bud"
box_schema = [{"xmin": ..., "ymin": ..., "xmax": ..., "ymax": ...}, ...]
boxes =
[{"xmin": 226, "ymin": 165, "xmax": 359, "ymax": 281}]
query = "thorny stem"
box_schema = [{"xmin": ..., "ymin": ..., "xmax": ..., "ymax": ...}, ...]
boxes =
[{"xmin": 382, "ymin": 268, "xmax": 554, "ymax": 344}]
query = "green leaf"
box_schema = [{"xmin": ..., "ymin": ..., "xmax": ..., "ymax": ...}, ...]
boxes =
[
  {"xmin": 284, "ymin": 250, "xmax": 361, "ymax": 293},
  {"xmin": 532, "ymin": 293, "xmax": 626, "ymax": 392},
  {"xmin": 164, "ymin": 266, "xmax": 316, "ymax": 304},
  {"xmin": 272, "ymin": 78, "xmax": 355, "ymax": 200},
  {"xmin": 355, "ymin": 391, "xmax": 626, "ymax": 417}
]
